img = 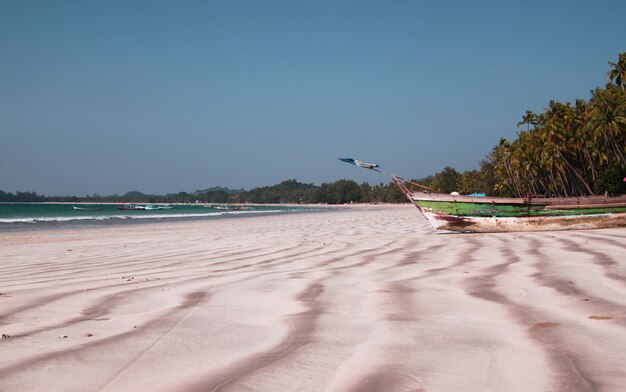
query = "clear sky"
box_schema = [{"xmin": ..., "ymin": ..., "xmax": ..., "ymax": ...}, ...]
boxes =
[{"xmin": 1, "ymin": 1, "xmax": 625, "ymax": 196}]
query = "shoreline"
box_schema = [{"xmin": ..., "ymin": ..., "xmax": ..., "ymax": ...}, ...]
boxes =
[
  {"xmin": 1, "ymin": 205, "xmax": 625, "ymax": 391},
  {"xmin": 0, "ymin": 201, "xmax": 411, "ymax": 207},
  {"xmin": 0, "ymin": 204, "xmax": 351, "ymax": 233},
  {"xmin": 0, "ymin": 204, "xmax": 410, "ymax": 234}
]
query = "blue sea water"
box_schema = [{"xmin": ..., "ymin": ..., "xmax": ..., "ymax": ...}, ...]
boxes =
[{"xmin": 0, "ymin": 203, "xmax": 322, "ymax": 231}]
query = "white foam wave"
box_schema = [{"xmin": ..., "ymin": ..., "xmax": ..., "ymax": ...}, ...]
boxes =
[{"xmin": 0, "ymin": 209, "xmax": 288, "ymax": 224}]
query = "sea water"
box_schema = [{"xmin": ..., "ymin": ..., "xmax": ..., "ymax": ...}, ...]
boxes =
[{"xmin": 0, "ymin": 203, "xmax": 323, "ymax": 231}]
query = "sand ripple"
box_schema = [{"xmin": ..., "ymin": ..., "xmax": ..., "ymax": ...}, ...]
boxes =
[{"xmin": 1, "ymin": 206, "xmax": 625, "ymax": 391}]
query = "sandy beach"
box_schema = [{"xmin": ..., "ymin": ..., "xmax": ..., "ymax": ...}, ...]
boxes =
[{"xmin": 0, "ymin": 205, "xmax": 625, "ymax": 391}]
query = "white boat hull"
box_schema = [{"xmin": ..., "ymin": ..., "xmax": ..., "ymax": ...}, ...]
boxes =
[{"xmin": 421, "ymin": 211, "xmax": 626, "ymax": 233}]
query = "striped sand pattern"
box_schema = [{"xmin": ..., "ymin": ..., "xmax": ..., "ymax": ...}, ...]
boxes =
[{"xmin": 0, "ymin": 206, "xmax": 625, "ymax": 391}]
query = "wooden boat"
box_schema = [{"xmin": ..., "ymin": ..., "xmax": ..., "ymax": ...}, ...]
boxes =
[
  {"xmin": 339, "ymin": 157, "xmax": 626, "ymax": 233},
  {"xmin": 72, "ymin": 205, "xmax": 104, "ymax": 211},
  {"xmin": 392, "ymin": 177, "xmax": 626, "ymax": 233}
]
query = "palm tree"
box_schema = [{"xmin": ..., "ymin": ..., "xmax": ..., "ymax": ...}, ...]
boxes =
[
  {"xmin": 586, "ymin": 86, "xmax": 626, "ymax": 166},
  {"xmin": 606, "ymin": 52, "xmax": 626, "ymax": 89},
  {"xmin": 517, "ymin": 110, "xmax": 538, "ymax": 131}
]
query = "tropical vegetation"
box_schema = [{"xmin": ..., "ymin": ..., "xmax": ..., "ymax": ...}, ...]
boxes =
[{"xmin": 0, "ymin": 181, "xmax": 405, "ymax": 204}]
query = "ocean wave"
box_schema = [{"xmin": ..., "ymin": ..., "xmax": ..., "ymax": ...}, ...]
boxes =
[{"xmin": 0, "ymin": 209, "xmax": 289, "ymax": 224}]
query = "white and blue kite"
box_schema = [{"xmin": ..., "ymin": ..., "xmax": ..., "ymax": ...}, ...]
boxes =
[
  {"xmin": 337, "ymin": 157, "xmax": 437, "ymax": 192},
  {"xmin": 337, "ymin": 158, "xmax": 380, "ymax": 170}
]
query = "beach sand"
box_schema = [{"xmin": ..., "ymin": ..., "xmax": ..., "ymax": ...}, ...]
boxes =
[{"xmin": 0, "ymin": 205, "xmax": 625, "ymax": 391}]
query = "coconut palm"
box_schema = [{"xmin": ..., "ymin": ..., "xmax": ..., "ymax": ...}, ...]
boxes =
[
  {"xmin": 606, "ymin": 52, "xmax": 626, "ymax": 89},
  {"xmin": 517, "ymin": 110, "xmax": 538, "ymax": 131},
  {"xmin": 586, "ymin": 86, "xmax": 626, "ymax": 166}
]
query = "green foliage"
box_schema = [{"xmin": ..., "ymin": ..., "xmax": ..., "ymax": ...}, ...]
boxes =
[
  {"xmin": 241, "ymin": 179, "xmax": 318, "ymax": 204},
  {"xmin": 0, "ymin": 179, "xmax": 412, "ymax": 205},
  {"xmin": 316, "ymin": 180, "xmax": 361, "ymax": 204},
  {"xmin": 383, "ymin": 182, "xmax": 408, "ymax": 202},
  {"xmin": 429, "ymin": 167, "xmax": 460, "ymax": 193},
  {"xmin": 193, "ymin": 186, "xmax": 244, "ymax": 195},
  {"xmin": 0, "ymin": 191, "xmax": 46, "ymax": 202},
  {"xmin": 606, "ymin": 52, "xmax": 626, "ymax": 89},
  {"xmin": 594, "ymin": 163, "xmax": 626, "ymax": 195},
  {"xmin": 457, "ymin": 170, "xmax": 481, "ymax": 194},
  {"xmin": 196, "ymin": 190, "xmax": 230, "ymax": 203}
]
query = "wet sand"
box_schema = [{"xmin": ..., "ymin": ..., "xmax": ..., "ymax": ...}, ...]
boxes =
[{"xmin": 0, "ymin": 205, "xmax": 625, "ymax": 391}]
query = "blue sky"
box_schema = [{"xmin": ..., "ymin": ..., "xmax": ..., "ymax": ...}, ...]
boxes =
[{"xmin": 1, "ymin": 1, "xmax": 625, "ymax": 195}]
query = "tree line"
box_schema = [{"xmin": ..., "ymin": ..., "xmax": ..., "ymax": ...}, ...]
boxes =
[{"xmin": 0, "ymin": 180, "xmax": 407, "ymax": 204}]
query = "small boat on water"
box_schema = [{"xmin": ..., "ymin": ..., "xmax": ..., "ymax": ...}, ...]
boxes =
[
  {"xmin": 116, "ymin": 204, "xmax": 145, "ymax": 211},
  {"xmin": 73, "ymin": 205, "xmax": 104, "ymax": 211},
  {"xmin": 340, "ymin": 158, "xmax": 626, "ymax": 233},
  {"xmin": 210, "ymin": 205, "xmax": 250, "ymax": 211}
]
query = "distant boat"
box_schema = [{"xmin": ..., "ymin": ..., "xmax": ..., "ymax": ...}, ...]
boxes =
[
  {"xmin": 143, "ymin": 204, "xmax": 175, "ymax": 210},
  {"xmin": 212, "ymin": 205, "xmax": 250, "ymax": 211},
  {"xmin": 73, "ymin": 205, "xmax": 104, "ymax": 211},
  {"xmin": 116, "ymin": 204, "xmax": 145, "ymax": 211}
]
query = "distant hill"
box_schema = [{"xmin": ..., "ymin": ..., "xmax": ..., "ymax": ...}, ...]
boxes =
[{"xmin": 239, "ymin": 179, "xmax": 318, "ymax": 204}]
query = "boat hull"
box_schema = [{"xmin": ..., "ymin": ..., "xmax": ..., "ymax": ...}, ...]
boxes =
[
  {"xmin": 420, "ymin": 209, "xmax": 626, "ymax": 232},
  {"xmin": 410, "ymin": 192, "xmax": 626, "ymax": 233}
]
